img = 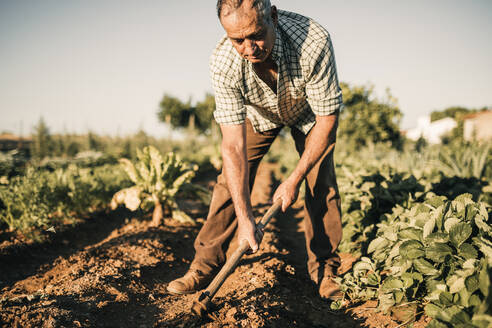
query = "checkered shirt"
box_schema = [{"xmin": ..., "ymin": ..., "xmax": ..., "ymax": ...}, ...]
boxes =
[{"xmin": 210, "ymin": 9, "xmax": 343, "ymax": 134}]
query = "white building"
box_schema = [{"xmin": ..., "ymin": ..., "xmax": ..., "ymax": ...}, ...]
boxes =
[{"xmin": 406, "ymin": 116, "xmax": 457, "ymax": 144}]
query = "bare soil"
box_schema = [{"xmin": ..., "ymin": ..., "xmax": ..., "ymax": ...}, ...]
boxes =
[{"xmin": 0, "ymin": 163, "xmax": 430, "ymax": 327}]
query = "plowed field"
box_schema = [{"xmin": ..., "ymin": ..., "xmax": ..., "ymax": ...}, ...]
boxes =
[{"xmin": 0, "ymin": 164, "xmax": 429, "ymax": 327}]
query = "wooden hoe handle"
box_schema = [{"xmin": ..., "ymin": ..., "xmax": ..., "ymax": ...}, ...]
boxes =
[{"xmin": 192, "ymin": 199, "xmax": 282, "ymax": 316}]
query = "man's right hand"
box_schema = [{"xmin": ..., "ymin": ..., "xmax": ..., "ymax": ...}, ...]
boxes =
[
  {"xmin": 238, "ymin": 217, "xmax": 263, "ymax": 253},
  {"xmin": 219, "ymin": 123, "xmax": 263, "ymax": 253}
]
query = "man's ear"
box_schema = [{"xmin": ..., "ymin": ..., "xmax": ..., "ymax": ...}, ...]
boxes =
[{"xmin": 271, "ymin": 5, "xmax": 278, "ymax": 26}]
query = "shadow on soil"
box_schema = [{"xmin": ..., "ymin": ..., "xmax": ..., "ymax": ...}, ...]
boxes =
[
  {"xmin": 0, "ymin": 219, "xmax": 203, "ymax": 328},
  {"xmin": 0, "ymin": 208, "xmax": 141, "ymax": 290},
  {"xmin": 2, "ymin": 287, "xmax": 162, "ymax": 328},
  {"xmin": 431, "ymin": 175, "xmax": 488, "ymax": 201},
  {"xmin": 264, "ymin": 173, "xmax": 363, "ymax": 327},
  {"xmin": 0, "ymin": 207, "xmax": 202, "ymax": 291}
]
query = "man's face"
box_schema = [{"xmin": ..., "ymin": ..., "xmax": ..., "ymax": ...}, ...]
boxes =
[{"xmin": 220, "ymin": 4, "xmax": 277, "ymax": 64}]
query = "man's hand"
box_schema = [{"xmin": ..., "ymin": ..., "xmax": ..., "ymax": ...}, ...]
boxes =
[
  {"xmin": 220, "ymin": 123, "xmax": 263, "ymax": 253},
  {"xmin": 273, "ymin": 114, "xmax": 338, "ymax": 213},
  {"xmin": 273, "ymin": 176, "xmax": 300, "ymax": 212},
  {"xmin": 238, "ymin": 217, "xmax": 264, "ymax": 253}
]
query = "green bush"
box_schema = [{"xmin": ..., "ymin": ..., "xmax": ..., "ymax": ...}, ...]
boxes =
[
  {"xmin": 336, "ymin": 194, "xmax": 492, "ymax": 327},
  {"xmin": 0, "ymin": 150, "xmax": 28, "ymax": 178},
  {"xmin": 0, "ymin": 164, "xmax": 130, "ymax": 238}
]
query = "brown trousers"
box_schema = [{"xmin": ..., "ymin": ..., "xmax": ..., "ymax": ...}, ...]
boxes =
[{"xmin": 191, "ymin": 120, "xmax": 342, "ymax": 283}]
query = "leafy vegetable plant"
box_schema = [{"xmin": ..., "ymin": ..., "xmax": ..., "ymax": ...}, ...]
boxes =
[
  {"xmin": 0, "ymin": 164, "xmax": 129, "ymax": 239},
  {"xmin": 336, "ymin": 194, "xmax": 492, "ymax": 327},
  {"xmin": 111, "ymin": 145, "xmax": 208, "ymax": 226}
]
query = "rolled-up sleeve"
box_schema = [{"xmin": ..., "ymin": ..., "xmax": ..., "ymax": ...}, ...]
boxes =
[
  {"xmin": 210, "ymin": 55, "xmax": 246, "ymax": 125},
  {"xmin": 211, "ymin": 71, "xmax": 246, "ymax": 125},
  {"xmin": 305, "ymin": 35, "xmax": 343, "ymax": 116}
]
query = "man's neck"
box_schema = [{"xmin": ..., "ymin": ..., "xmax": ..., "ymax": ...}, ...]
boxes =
[
  {"xmin": 253, "ymin": 56, "xmax": 278, "ymax": 94},
  {"xmin": 253, "ymin": 56, "xmax": 277, "ymax": 72}
]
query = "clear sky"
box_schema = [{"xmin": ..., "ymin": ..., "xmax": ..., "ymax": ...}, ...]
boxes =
[{"xmin": 1, "ymin": 0, "xmax": 491, "ymax": 137}]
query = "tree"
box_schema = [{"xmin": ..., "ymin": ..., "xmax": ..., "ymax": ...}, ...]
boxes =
[
  {"xmin": 430, "ymin": 106, "xmax": 471, "ymax": 122},
  {"xmin": 66, "ymin": 140, "xmax": 80, "ymax": 157},
  {"xmin": 338, "ymin": 82, "xmax": 403, "ymax": 149},
  {"xmin": 157, "ymin": 93, "xmax": 216, "ymax": 134},
  {"xmin": 157, "ymin": 94, "xmax": 193, "ymax": 130},
  {"xmin": 31, "ymin": 117, "xmax": 53, "ymax": 160},
  {"xmin": 194, "ymin": 93, "xmax": 216, "ymax": 133},
  {"xmin": 87, "ymin": 131, "xmax": 101, "ymax": 151}
]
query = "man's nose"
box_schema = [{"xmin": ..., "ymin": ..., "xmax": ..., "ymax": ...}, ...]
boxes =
[{"xmin": 243, "ymin": 39, "xmax": 257, "ymax": 56}]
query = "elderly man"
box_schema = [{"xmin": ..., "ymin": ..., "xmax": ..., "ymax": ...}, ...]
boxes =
[{"xmin": 167, "ymin": 0, "xmax": 343, "ymax": 300}]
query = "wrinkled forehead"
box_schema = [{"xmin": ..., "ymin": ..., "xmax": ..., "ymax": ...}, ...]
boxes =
[{"xmin": 221, "ymin": 5, "xmax": 265, "ymax": 38}]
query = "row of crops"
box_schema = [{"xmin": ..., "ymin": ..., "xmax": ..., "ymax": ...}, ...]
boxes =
[
  {"xmin": 330, "ymin": 142, "xmax": 492, "ymax": 327},
  {"xmin": 0, "ymin": 135, "xmax": 491, "ymax": 326},
  {"xmin": 0, "ymin": 158, "xmax": 131, "ymax": 238},
  {"xmin": 0, "ymin": 140, "xmax": 218, "ymax": 239}
]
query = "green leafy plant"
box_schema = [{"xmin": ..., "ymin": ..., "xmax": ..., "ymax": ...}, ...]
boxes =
[
  {"xmin": 111, "ymin": 145, "xmax": 208, "ymax": 226},
  {"xmin": 0, "ymin": 164, "xmax": 129, "ymax": 239},
  {"xmin": 438, "ymin": 142, "xmax": 490, "ymax": 179},
  {"xmin": 337, "ymin": 165, "xmax": 426, "ymax": 255},
  {"xmin": 336, "ymin": 193, "xmax": 492, "ymax": 327}
]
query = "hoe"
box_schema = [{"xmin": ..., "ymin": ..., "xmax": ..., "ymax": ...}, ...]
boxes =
[{"xmin": 191, "ymin": 199, "xmax": 282, "ymax": 317}]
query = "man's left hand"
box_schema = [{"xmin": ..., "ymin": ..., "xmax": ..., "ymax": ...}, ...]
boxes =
[{"xmin": 273, "ymin": 177, "xmax": 300, "ymax": 212}]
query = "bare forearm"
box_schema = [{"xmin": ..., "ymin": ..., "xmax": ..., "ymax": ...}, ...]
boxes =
[
  {"xmin": 221, "ymin": 127, "xmax": 253, "ymax": 223},
  {"xmin": 219, "ymin": 123, "xmax": 261, "ymax": 252}
]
